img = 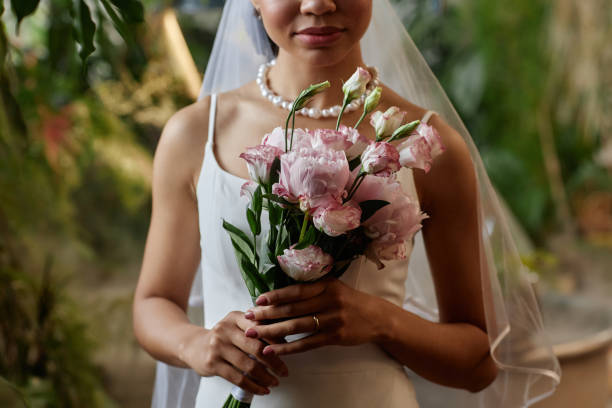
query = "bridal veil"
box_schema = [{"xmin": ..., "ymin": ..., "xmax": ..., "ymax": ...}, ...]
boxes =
[{"xmin": 152, "ymin": 1, "xmax": 561, "ymax": 407}]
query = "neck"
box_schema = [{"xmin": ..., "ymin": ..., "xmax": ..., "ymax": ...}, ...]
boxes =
[{"xmin": 267, "ymin": 47, "xmax": 368, "ymax": 110}]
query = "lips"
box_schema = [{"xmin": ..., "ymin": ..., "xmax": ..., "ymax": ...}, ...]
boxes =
[{"xmin": 296, "ymin": 26, "xmax": 344, "ymax": 35}]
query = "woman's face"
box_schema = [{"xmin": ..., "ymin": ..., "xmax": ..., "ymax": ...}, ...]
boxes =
[{"xmin": 251, "ymin": 0, "xmax": 372, "ymax": 65}]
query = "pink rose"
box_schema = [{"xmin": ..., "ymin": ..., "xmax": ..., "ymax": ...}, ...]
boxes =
[
  {"xmin": 360, "ymin": 142, "xmax": 401, "ymax": 177},
  {"xmin": 239, "ymin": 144, "xmax": 283, "ymax": 183},
  {"xmin": 272, "ymin": 147, "xmax": 350, "ymax": 211},
  {"xmin": 370, "ymin": 106, "xmax": 406, "ymax": 139},
  {"xmin": 398, "ymin": 135, "xmax": 433, "ymax": 172},
  {"xmin": 312, "ymin": 198, "xmax": 362, "ymax": 237},
  {"xmin": 262, "ymin": 127, "xmax": 313, "ymax": 151},
  {"xmin": 277, "ymin": 245, "xmax": 334, "ymax": 281}
]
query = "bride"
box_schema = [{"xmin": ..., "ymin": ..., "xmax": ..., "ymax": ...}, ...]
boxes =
[{"xmin": 133, "ymin": 1, "xmax": 560, "ymax": 407}]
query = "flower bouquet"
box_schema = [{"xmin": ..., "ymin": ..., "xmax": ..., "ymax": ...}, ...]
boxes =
[{"xmin": 221, "ymin": 68, "xmax": 445, "ymax": 407}]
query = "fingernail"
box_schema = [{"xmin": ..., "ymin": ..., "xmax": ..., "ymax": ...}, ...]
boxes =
[
  {"xmin": 264, "ymin": 388, "xmax": 271, "ymax": 394},
  {"xmin": 256, "ymin": 296, "xmax": 268, "ymax": 306},
  {"xmin": 272, "ymin": 378, "xmax": 279, "ymax": 387},
  {"xmin": 245, "ymin": 328, "xmax": 258, "ymax": 338},
  {"xmin": 244, "ymin": 310, "xmax": 255, "ymax": 320},
  {"xmin": 263, "ymin": 346, "xmax": 275, "ymax": 356}
]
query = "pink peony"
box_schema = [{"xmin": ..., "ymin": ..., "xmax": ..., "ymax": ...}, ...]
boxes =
[
  {"xmin": 360, "ymin": 142, "xmax": 401, "ymax": 177},
  {"xmin": 272, "ymin": 147, "xmax": 350, "ymax": 211},
  {"xmin": 311, "ymin": 128, "xmax": 352, "ymax": 152},
  {"xmin": 309, "ymin": 125, "xmax": 370, "ymax": 160},
  {"xmin": 239, "ymin": 144, "xmax": 283, "ymax": 184},
  {"xmin": 262, "ymin": 127, "xmax": 313, "ymax": 151},
  {"xmin": 370, "ymin": 106, "xmax": 406, "ymax": 139},
  {"xmin": 312, "ymin": 198, "xmax": 362, "ymax": 237},
  {"xmin": 339, "ymin": 125, "xmax": 370, "ymax": 160},
  {"xmin": 349, "ymin": 175, "xmax": 428, "ymax": 267},
  {"xmin": 277, "ymin": 245, "xmax": 334, "ymax": 281}
]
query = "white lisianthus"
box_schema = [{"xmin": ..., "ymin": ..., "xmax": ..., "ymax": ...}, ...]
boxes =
[
  {"xmin": 370, "ymin": 106, "xmax": 406, "ymax": 140},
  {"xmin": 342, "ymin": 67, "xmax": 372, "ymax": 102}
]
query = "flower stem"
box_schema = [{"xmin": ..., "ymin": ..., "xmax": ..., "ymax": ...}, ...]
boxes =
[
  {"xmin": 298, "ymin": 211, "xmax": 310, "ymax": 243},
  {"xmin": 354, "ymin": 109, "xmax": 367, "ymax": 129},
  {"xmin": 345, "ymin": 171, "xmax": 366, "ymax": 202},
  {"xmin": 336, "ymin": 95, "xmax": 350, "ymax": 131}
]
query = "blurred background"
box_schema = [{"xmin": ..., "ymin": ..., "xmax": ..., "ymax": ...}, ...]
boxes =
[{"xmin": 0, "ymin": 0, "xmax": 610, "ymax": 406}]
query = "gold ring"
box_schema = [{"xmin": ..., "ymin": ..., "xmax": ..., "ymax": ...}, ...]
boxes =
[{"xmin": 312, "ymin": 314, "xmax": 320, "ymax": 332}]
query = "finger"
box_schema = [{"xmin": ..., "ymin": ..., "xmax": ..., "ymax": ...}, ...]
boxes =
[
  {"xmin": 262, "ymin": 332, "xmax": 330, "ymax": 356},
  {"xmin": 222, "ymin": 344, "xmax": 279, "ymax": 388},
  {"xmin": 216, "ymin": 360, "xmax": 270, "ymax": 396},
  {"xmin": 229, "ymin": 325, "xmax": 289, "ymax": 377},
  {"xmin": 254, "ymin": 280, "xmax": 329, "ymax": 306},
  {"xmin": 247, "ymin": 296, "xmax": 327, "ymax": 321},
  {"xmin": 234, "ymin": 313, "xmax": 287, "ymax": 344},
  {"xmin": 246, "ymin": 315, "xmax": 320, "ymax": 340}
]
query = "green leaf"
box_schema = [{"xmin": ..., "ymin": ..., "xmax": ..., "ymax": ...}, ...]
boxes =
[
  {"xmin": 359, "ymin": 200, "xmax": 390, "ymax": 222},
  {"xmin": 253, "ymin": 185, "xmax": 263, "ymax": 217},
  {"xmin": 11, "ymin": 0, "xmax": 40, "ymax": 35},
  {"xmin": 77, "ymin": 0, "xmax": 96, "ymax": 67},
  {"xmin": 222, "ymin": 220, "xmax": 254, "ymax": 261},
  {"xmin": 269, "ymin": 157, "xmax": 281, "ymax": 185},
  {"xmin": 98, "ymin": 0, "xmax": 129, "ymax": 41},
  {"xmin": 238, "ymin": 254, "xmax": 269, "ymax": 297},
  {"xmin": 348, "ymin": 156, "xmax": 361, "ymax": 171},
  {"xmin": 294, "ymin": 226, "xmax": 316, "ymax": 249},
  {"xmin": 263, "ymin": 193, "xmax": 293, "ymax": 206},
  {"xmin": 109, "ymin": 0, "xmax": 144, "ymax": 23},
  {"xmin": 246, "ymin": 208, "xmax": 259, "ymax": 236}
]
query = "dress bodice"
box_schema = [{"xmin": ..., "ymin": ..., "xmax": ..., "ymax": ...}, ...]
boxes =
[{"xmin": 193, "ymin": 92, "xmax": 429, "ymax": 407}]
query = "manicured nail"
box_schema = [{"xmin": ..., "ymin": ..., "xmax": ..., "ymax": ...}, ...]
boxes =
[
  {"xmin": 263, "ymin": 346, "xmax": 275, "ymax": 356},
  {"xmin": 256, "ymin": 296, "xmax": 268, "ymax": 306},
  {"xmin": 245, "ymin": 328, "xmax": 258, "ymax": 338},
  {"xmin": 244, "ymin": 310, "xmax": 255, "ymax": 319},
  {"xmin": 264, "ymin": 388, "xmax": 270, "ymax": 394}
]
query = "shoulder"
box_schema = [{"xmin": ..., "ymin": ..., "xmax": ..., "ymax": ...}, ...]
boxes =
[
  {"xmin": 377, "ymin": 82, "xmax": 475, "ymax": 212},
  {"xmin": 153, "ymin": 95, "xmax": 213, "ymax": 197},
  {"xmin": 415, "ymin": 114, "xmax": 476, "ymax": 215}
]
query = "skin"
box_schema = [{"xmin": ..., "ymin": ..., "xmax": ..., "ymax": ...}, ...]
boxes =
[{"xmin": 132, "ymin": 0, "xmax": 498, "ymax": 398}]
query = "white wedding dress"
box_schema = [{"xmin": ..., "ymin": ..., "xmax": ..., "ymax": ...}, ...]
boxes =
[{"xmin": 192, "ymin": 93, "xmax": 438, "ymax": 408}]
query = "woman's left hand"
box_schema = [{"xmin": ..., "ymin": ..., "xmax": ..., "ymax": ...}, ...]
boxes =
[{"xmin": 243, "ymin": 278, "xmax": 389, "ymax": 356}]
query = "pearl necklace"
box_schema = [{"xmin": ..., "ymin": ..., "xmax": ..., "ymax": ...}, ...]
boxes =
[{"xmin": 256, "ymin": 59, "xmax": 380, "ymax": 119}]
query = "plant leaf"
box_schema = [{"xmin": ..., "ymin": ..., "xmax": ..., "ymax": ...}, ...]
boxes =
[
  {"xmin": 246, "ymin": 208, "xmax": 259, "ymax": 236},
  {"xmin": 348, "ymin": 156, "xmax": 361, "ymax": 171},
  {"xmin": 359, "ymin": 200, "xmax": 390, "ymax": 222},
  {"xmin": 263, "ymin": 193, "xmax": 293, "ymax": 206},
  {"xmin": 109, "ymin": 0, "xmax": 144, "ymax": 23},
  {"xmin": 77, "ymin": 0, "xmax": 96, "ymax": 68},
  {"xmin": 11, "ymin": 0, "xmax": 40, "ymax": 35},
  {"xmin": 253, "ymin": 185, "xmax": 263, "ymax": 217},
  {"xmin": 222, "ymin": 220, "xmax": 254, "ymax": 261},
  {"xmin": 269, "ymin": 156, "xmax": 281, "ymax": 185}
]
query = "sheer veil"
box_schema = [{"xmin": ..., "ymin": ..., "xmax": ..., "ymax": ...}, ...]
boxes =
[{"xmin": 152, "ymin": 1, "xmax": 561, "ymax": 407}]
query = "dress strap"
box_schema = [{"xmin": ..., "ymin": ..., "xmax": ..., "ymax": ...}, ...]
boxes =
[
  {"xmin": 208, "ymin": 93, "xmax": 218, "ymax": 146},
  {"xmin": 421, "ymin": 110, "xmax": 437, "ymax": 125}
]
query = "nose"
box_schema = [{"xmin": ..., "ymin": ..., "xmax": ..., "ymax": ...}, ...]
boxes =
[{"xmin": 300, "ymin": 0, "xmax": 337, "ymax": 15}]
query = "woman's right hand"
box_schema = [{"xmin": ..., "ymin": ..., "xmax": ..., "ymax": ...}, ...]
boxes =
[{"xmin": 184, "ymin": 311, "xmax": 289, "ymax": 395}]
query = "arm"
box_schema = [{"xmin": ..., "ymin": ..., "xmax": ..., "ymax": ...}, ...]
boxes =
[
  {"xmin": 132, "ymin": 97, "xmax": 287, "ymax": 395},
  {"xmin": 243, "ymin": 115, "xmax": 498, "ymax": 392}
]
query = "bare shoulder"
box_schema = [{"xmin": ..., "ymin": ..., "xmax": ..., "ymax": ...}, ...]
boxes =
[
  {"xmin": 415, "ymin": 113, "xmax": 475, "ymax": 215},
  {"xmin": 153, "ymin": 95, "xmax": 212, "ymax": 197},
  {"xmin": 377, "ymin": 82, "xmax": 475, "ymax": 212}
]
